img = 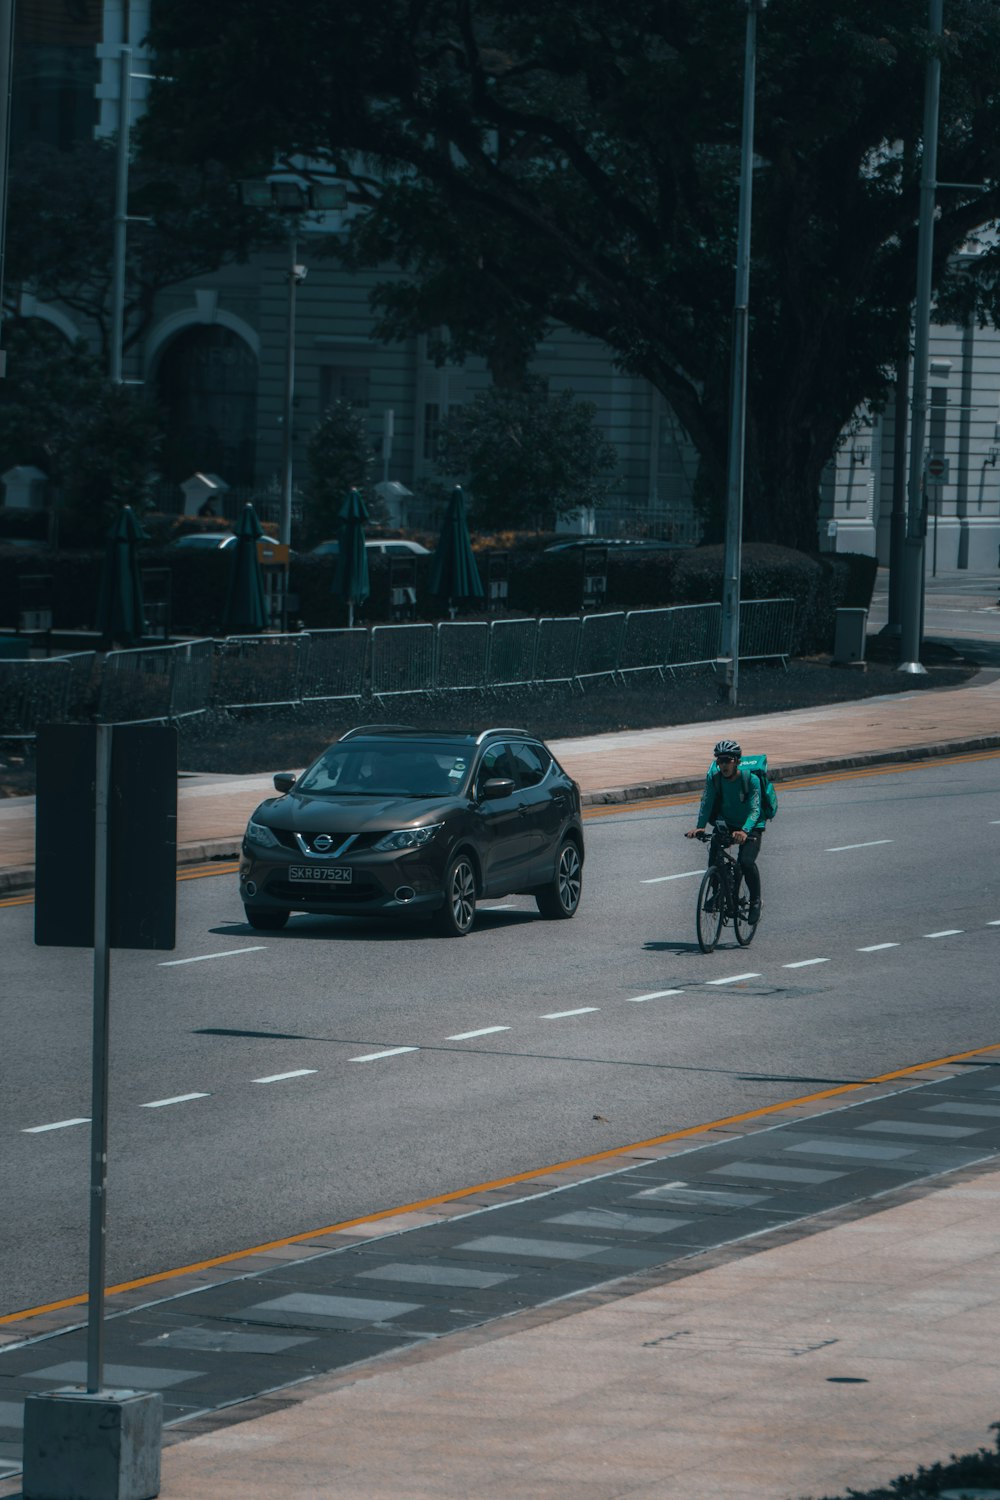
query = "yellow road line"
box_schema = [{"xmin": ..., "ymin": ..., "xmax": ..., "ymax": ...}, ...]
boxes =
[{"xmin": 4, "ymin": 1036, "xmax": 999, "ymax": 1328}]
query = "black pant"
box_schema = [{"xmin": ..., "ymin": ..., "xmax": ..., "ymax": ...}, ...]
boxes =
[{"xmin": 710, "ymin": 827, "xmax": 763, "ymax": 905}]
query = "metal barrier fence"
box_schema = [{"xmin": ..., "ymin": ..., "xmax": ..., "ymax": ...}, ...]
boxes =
[
  {"xmin": 740, "ymin": 598, "xmax": 795, "ymax": 666},
  {"xmin": 0, "ymin": 600, "xmax": 796, "ymax": 732}
]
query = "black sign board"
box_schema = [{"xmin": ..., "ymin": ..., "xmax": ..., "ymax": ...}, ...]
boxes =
[{"xmin": 35, "ymin": 724, "xmax": 177, "ymax": 949}]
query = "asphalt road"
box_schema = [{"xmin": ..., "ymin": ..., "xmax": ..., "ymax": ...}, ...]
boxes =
[{"xmin": 3, "ymin": 754, "xmax": 999, "ymax": 1317}]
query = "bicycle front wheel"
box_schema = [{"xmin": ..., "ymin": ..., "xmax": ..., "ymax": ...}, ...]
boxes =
[
  {"xmin": 696, "ymin": 868, "xmax": 724, "ymax": 953},
  {"xmin": 734, "ymin": 881, "xmax": 759, "ymax": 947}
]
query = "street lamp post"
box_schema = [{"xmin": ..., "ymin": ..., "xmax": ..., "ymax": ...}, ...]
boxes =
[
  {"xmin": 239, "ymin": 179, "xmax": 346, "ymax": 547},
  {"xmin": 720, "ymin": 0, "xmax": 767, "ymax": 708},
  {"xmin": 898, "ymin": 0, "xmax": 943, "ymax": 674}
]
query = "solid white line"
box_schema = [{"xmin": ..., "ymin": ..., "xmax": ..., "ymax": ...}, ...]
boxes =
[
  {"xmin": 782, "ymin": 958, "xmax": 830, "ymax": 969},
  {"xmin": 252, "ymin": 1069, "xmax": 317, "ymax": 1084},
  {"xmin": 858, "ymin": 942, "xmax": 900, "ymax": 952},
  {"xmin": 159, "ymin": 946, "xmax": 267, "ymax": 967},
  {"xmin": 141, "ymin": 1093, "xmax": 209, "ymax": 1109},
  {"xmin": 23, "ymin": 1117, "xmax": 90, "ymax": 1134},
  {"xmin": 641, "ymin": 871, "xmax": 702, "ymax": 884},
  {"xmin": 479, "ymin": 904, "xmax": 519, "ymax": 911},
  {"xmin": 446, "ymin": 1026, "xmax": 511, "ymax": 1041},
  {"xmin": 705, "ymin": 973, "xmax": 760, "ymax": 986},
  {"xmin": 987, "ymin": 920, "xmax": 1000, "ymax": 926},
  {"xmin": 349, "ymin": 1047, "xmax": 419, "ymax": 1063},
  {"xmin": 924, "ymin": 929, "xmax": 963, "ymax": 939},
  {"xmin": 541, "ymin": 1007, "xmax": 600, "ymax": 1019},
  {"xmin": 626, "ymin": 989, "xmax": 685, "ymax": 1002},
  {"xmin": 825, "ymin": 840, "xmax": 893, "ymax": 853}
]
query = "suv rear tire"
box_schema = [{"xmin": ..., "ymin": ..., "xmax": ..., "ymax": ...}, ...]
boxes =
[
  {"xmin": 535, "ymin": 839, "xmax": 582, "ymax": 919},
  {"xmin": 434, "ymin": 854, "xmax": 477, "ymax": 936}
]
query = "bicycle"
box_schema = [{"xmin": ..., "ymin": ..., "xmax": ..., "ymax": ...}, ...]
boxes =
[{"xmin": 689, "ymin": 826, "xmax": 760, "ymax": 953}]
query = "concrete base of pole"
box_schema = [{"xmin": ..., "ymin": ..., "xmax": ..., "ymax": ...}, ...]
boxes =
[
  {"xmin": 22, "ymin": 1389, "xmax": 162, "ymax": 1500},
  {"xmin": 897, "ymin": 659, "xmax": 929, "ymax": 675}
]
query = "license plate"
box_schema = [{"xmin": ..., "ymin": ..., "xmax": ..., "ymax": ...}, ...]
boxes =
[{"xmin": 288, "ymin": 865, "xmax": 352, "ymax": 883}]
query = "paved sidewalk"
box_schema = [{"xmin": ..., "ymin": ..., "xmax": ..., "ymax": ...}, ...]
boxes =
[
  {"xmin": 2, "ymin": 671, "xmax": 1000, "ymax": 895},
  {"xmin": 151, "ymin": 1153, "xmax": 1000, "ymax": 1500}
]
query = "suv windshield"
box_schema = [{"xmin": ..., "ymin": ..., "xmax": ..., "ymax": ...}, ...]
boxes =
[{"xmin": 296, "ymin": 739, "xmax": 472, "ymax": 798}]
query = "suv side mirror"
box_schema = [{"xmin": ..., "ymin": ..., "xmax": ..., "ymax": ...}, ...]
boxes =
[
  {"xmin": 273, "ymin": 771, "xmax": 296, "ymax": 794},
  {"xmin": 481, "ymin": 776, "xmax": 515, "ymax": 800}
]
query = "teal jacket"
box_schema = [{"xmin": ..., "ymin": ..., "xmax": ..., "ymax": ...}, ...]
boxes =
[{"xmin": 697, "ymin": 765, "xmax": 763, "ymax": 833}]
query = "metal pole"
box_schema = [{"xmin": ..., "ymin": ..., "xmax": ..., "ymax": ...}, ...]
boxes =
[
  {"xmin": 280, "ymin": 226, "xmax": 297, "ymax": 548},
  {"xmin": 109, "ymin": 45, "xmax": 132, "ymax": 383},
  {"xmin": 86, "ymin": 723, "xmax": 113, "ymax": 1394},
  {"xmin": 721, "ymin": 0, "xmax": 764, "ymax": 707},
  {"xmin": 898, "ymin": 0, "xmax": 942, "ymax": 674},
  {"xmin": 880, "ymin": 342, "xmax": 910, "ymax": 636},
  {"xmin": 0, "ymin": 0, "xmax": 16, "ymax": 379}
]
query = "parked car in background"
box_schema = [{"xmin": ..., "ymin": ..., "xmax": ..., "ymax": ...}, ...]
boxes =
[
  {"xmin": 240, "ymin": 725, "xmax": 585, "ymax": 937},
  {"xmin": 172, "ymin": 532, "xmax": 238, "ymax": 551},
  {"xmin": 309, "ymin": 538, "xmax": 432, "ymax": 558},
  {"xmin": 543, "ymin": 536, "xmax": 692, "ymax": 554}
]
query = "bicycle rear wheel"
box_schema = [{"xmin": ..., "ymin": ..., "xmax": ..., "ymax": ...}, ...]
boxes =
[
  {"xmin": 734, "ymin": 880, "xmax": 758, "ymax": 947},
  {"xmin": 696, "ymin": 868, "xmax": 724, "ymax": 953}
]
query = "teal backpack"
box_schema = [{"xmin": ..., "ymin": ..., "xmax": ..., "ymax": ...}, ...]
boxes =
[{"xmin": 710, "ymin": 752, "xmax": 778, "ymax": 824}]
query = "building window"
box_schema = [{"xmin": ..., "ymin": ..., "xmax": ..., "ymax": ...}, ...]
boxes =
[
  {"xmin": 423, "ymin": 402, "xmax": 442, "ymax": 462},
  {"xmin": 319, "ymin": 366, "xmax": 370, "ymax": 412}
]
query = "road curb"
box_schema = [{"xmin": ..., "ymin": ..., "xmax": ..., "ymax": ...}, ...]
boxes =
[
  {"xmin": 579, "ymin": 733, "xmax": 1000, "ymax": 806},
  {"xmin": 2, "ymin": 734, "xmax": 999, "ymax": 900}
]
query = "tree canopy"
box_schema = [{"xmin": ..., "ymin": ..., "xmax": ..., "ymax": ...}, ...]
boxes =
[{"xmin": 142, "ymin": 0, "xmax": 1000, "ymax": 547}]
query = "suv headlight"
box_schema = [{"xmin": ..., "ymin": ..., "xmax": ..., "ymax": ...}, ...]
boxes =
[
  {"xmin": 373, "ymin": 823, "xmax": 442, "ymax": 853},
  {"xmin": 246, "ymin": 819, "xmax": 280, "ymax": 849}
]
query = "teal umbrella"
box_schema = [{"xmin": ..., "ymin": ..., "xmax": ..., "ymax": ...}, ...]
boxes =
[
  {"xmin": 95, "ymin": 505, "xmax": 147, "ymax": 649},
  {"xmin": 331, "ymin": 488, "xmax": 370, "ymax": 628},
  {"xmin": 222, "ymin": 503, "xmax": 268, "ymax": 634},
  {"xmin": 429, "ymin": 486, "xmax": 484, "ymax": 617}
]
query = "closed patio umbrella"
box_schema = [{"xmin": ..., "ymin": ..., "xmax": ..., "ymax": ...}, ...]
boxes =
[
  {"xmin": 222, "ymin": 503, "xmax": 268, "ymax": 634},
  {"xmin": 429, "ymin": 486, "xmax": 484, "ymax": 617},
  {"xmin": 95, "ymin": 504, "xmax": 146, "ymax": 649},
  {"xmin": 331, "ymin": 488, "xmax": 370, "ymax": 628}
]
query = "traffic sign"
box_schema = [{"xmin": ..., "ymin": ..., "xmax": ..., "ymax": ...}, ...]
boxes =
[{"xmin": 926, "ymin": 455, "xmax": 949, "ymax": 480}]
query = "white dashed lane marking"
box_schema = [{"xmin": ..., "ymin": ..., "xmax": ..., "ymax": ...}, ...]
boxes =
[
  {"xmin": 447, "ymin": 1027, "xmax": 511, "ymax": 1041},
  {"xmin": 541, "ymin": 1008, "xmax": 600, "ymax": 1019},
  {"xmin": 924, "ymin": 930, "xmax": 963, "ymax": 939},
  {"xmin": 858, "ymin": 943, "xmax": 900, "ymax": 952},
  {"xmin": 22, "ymin": 1118, "xmax": 90, "ymax": 1134},
  {"xmin": 642, "ymin": 871, "xmax": 702, "ymax": 884},
  {"xmin": 159, "ymin": 946, "xmax": 267, "ymax": 967},
  {"xmin": 705, "ymin": 973, "xmax": 760, "ymax": 986},
  {"xmin": 141, "ymin": 1093, "xmax": 209, "ymax": 1109},
  {"xmin": 626, "ymin": 989, "xmax": 684, "ymax": 1002},
  {"xmin": 783, "ymin": 958, "xmax": 830, "ymax": 969},
  {"xmin": 825, "ymin": 840, "xmax": 893, "ymax": 852},
  {"xmin": 252, "ymin": 1069, "xmax": 317, "ymax": 1084},
  {"xmin": 349, "ymin": 1047, "xmax": 419, "ymax": 1063}
]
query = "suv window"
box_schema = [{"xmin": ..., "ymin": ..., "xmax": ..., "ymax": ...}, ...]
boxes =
[
  {"xmin": 476, "ymin": 741, "xmax": 515, "ymax": 793},
  {"xmin": 510, "ymin": 741, "xmax": 550, "ymax": 787}
]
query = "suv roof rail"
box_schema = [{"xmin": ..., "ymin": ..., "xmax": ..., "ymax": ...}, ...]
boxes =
[
  {"xmin": 475, "ymin": 727, "xmax": 530, "ymax": 744},
  {"xmin": 339, "ymin": 724, "xmax": 418, "ymax": 740}
]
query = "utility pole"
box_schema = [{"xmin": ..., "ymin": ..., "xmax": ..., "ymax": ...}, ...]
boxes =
[
  {"xmin": 0, "ymin": 0, "xmax": 16, "ymax": 379},
  {"xmin": 720, "ymin": 0, "xmax": 767, "ymax": 707},
  {"xmin": 898, "ymin": 0, "xmax": 943, "ymax": 674},
  {"xmin": 109, "ymin": 45, "xmax": 132, "ymax": 383}
]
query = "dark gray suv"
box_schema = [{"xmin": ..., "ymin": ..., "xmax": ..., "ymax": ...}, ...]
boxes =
[{"xmin": 239, "ymin": 726, "xmax": 585, "ymax": 937}]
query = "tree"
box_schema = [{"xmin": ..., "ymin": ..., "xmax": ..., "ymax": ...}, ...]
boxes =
[
  {"xmin": 5, "ymin": 139, "xmax": 281, "ymax": 364},
  {"xmin": 143, "ymin": 0, "xmax": 1000, "ymax": 548},
  {"xmin": 302, "ymin": 400, "xmax": 376, "ymax": 545},
  {"xmin": 0, "ymin": 320, "xmax": 163, "ymax": 540},
  {"xmin": 436, "ymin": 380, "xmax": 618, "ymax": 529}
]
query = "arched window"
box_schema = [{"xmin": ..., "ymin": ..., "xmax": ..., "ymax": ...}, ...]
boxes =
[{"xmin": 154, "ymin": 326, "xmax": 258, "ymax": 485}]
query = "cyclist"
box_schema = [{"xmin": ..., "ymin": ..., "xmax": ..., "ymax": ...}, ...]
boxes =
[{"xmin": 685, "ymin": 740, "xmax": 763, "ymax": 923}]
